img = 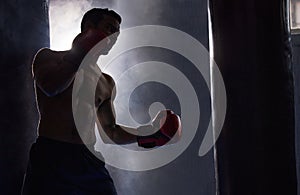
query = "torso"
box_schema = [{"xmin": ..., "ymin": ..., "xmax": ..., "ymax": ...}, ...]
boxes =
[{"xmin": 36, "ymin": 50, "xmax": 114, "ymax": 144}]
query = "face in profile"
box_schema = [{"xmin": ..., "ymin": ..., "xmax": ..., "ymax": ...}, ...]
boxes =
[{"xmin": 96, "ymin": 14, "xmax": 120, "ymax": 54}]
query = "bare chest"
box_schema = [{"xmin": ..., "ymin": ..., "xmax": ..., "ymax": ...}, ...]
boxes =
[{"xmin": 73, "ymin": 67, "xmax": 112, "ymax": 108}]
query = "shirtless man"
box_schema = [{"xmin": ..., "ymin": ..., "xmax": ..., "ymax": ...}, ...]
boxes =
[{"xmin": 22, "ymin": 8, "xmax": 181, "ymax": 195}]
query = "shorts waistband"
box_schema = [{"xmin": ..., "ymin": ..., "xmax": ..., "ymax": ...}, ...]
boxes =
[{"xmin": 35, "ymin": 136, "xmax": 95, "ymax": 151}]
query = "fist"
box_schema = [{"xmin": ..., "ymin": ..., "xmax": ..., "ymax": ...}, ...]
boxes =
[{"xmin": 137, "ymin": 109, "xmax": 182, "ymax": 148}]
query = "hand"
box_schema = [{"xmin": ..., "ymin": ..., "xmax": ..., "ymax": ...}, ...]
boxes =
[{"xmin": 137, "ymin": 110, "xmax": 182, "ymax": 148}]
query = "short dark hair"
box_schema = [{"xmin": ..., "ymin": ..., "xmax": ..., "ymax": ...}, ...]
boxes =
[{"xmin": 81, "ymin": 8, "xmax": 122, "ymax": 32}]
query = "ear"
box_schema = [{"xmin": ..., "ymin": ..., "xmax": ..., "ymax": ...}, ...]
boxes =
[{"xmin": 82, "ymin": 21, "xmax": 96, "ymax": 32}]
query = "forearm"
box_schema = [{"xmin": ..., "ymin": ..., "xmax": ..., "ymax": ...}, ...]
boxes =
[
  {"xmin": 107, "ymin": 124, "xmax": 138, "ymax": 145},
  {"xmin": 102, "ymin": 124, "xmax": 153, "ymax": 145},
  {"xmin": 57, "ymin": 49, "xmax": 87, "ymax": 90},
  {"xmin": 98, "ymin": 109, "xmax": 182, "ymax": 148},
  {"xmin": 35, "ymin": 29, "xmax": 109, "ymax": 97}
]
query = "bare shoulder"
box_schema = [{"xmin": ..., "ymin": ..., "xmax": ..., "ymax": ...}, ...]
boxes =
[
  {"xmin": 34, "ymin": 48, "xmax": 53, "ymax": 62},
  {"xmin": 34, "ymin": 48, "xmax": 67, "ymax": 64},
  {"xmin": 32, "ymin": 48, "xmax": 69, "ymax": 82}
]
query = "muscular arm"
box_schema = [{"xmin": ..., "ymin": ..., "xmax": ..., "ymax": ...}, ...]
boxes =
[
  {"xmin": 96, "ymin": 98, "xmax": 141, "ymax": 144},
  {"xmin": 33, "ymin": 29, "xmax": 108, "ymax": 97},
  {"xmin": 33, "ymin": 48, "xmax": 85, "ymax": 96},
  {"xmin": 96, "ymin": 77, "xmax": 152, "ymax": 144},
  {"xmin": 95, "ymin": 76, "xmax": 181, "ymax": 147}
]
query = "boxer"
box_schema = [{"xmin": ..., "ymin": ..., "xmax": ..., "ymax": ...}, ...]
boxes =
[{"xmin": 22, "ymin": 8, "xmax": 181, "ymax": 195}]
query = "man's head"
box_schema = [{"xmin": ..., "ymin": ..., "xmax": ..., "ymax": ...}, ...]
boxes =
[
  {"xmin": 81, "ymin": 8, "xmax": 121, "ymax": 33},
  {"xmin": 81, "ymin": 8, "xmax": 121, "ymax": 54}
]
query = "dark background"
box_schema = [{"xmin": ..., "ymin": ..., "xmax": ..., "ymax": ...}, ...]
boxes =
[{"xmin": 0, "ymin": 0, "xmax": 300, "ymax": 195}]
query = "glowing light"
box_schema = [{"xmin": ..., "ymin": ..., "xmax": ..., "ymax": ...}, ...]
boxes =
[{"xmin": 49, "ymin": 0, "xmax": 93, "ymax": 51}]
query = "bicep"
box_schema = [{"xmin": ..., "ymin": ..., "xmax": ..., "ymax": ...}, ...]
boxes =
[
  {"xmin": 96, "ymin": 76, "xmax": 117, "ymax": 142},
  {"xmin": 97, "ymin": 98, "xmax": 116, "ymax": 127},
  {"xmin": 96, "ymin": 98, "xmax": 117, "ymax": 143},
  {"xmin": 96, "ymin": 75, "xmax": 117, "ymax": 128}
]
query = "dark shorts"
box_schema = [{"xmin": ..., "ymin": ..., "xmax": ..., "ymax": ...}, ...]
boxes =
[{"xmin": 22, "ymin": 136, "xmax": 117, "ymax": 195}]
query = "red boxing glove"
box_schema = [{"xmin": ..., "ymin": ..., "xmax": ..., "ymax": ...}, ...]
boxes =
[{"xmin": 137, "ymin": 110, "xmax": 182, "ymax": 148}]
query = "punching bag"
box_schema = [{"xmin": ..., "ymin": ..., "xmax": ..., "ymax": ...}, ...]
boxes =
[
  {"xmin": 210, "ymin": 0, "xmax": 297, "ymax": 194},
  {"xmin": 0, "ymin": 0, "xmax": 49, "ymax": 194}
]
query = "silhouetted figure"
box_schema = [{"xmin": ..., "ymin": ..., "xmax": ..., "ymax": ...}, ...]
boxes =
[{"xmin": 22, "ymin": 8, "xmax": 181, "ymax": 195}]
